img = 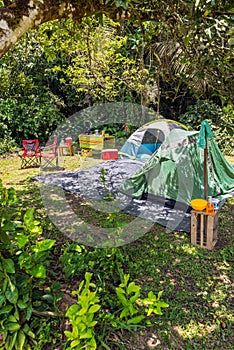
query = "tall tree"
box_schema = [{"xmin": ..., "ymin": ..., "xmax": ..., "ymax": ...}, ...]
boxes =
[{"xmin": 1, "ymin": 1, "xmax": 233, "ymax": 58}]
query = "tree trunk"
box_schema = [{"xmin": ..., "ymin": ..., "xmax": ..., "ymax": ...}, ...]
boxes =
[{"xmin": 0, "ymin": 0, "xmax": 129, "ymax": 58}]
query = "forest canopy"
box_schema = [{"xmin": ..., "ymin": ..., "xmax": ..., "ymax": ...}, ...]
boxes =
[{"xmin": 0, "ymin": 0, "xmax": 233, "ymax": 155}]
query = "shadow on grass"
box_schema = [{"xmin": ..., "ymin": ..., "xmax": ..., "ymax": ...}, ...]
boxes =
[
  {"xmin": 1, "ymin": 157, "xmax": 233, "ymax": 349},
  {"xmin": 123, "ymin": 203, "xmax": 234, "ymax": 349}
]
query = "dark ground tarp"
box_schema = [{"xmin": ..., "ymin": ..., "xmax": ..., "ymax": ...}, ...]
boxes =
[{"xmin": 34, "ymin": 159, "xmax": 194, "ymax": 233}]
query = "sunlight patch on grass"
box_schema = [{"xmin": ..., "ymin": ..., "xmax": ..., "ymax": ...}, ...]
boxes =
[
  {"xmin": 0, "ymin": 157, "xmax": 40, "ymax": 188},
  {"xmin": 174, "ymin": 321, "xmax": 219, "ymax": 340},
  {"xmin": 178, "ymin": 244, "xmax": 199, "ymax": 255}
]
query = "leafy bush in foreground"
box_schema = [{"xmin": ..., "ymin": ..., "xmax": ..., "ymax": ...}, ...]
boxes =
[{"xmin": 0, "ymin": 180, "xmax": 55, "ymax": 349}]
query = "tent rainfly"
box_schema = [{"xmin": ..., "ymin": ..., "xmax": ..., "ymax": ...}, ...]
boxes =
[{"xmin": 119, "ymin": 122, "xmax": 234, "ymax": 208}]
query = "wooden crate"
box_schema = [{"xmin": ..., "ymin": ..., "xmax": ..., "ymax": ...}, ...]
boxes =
[{"xmin": 190, "ymin": 210, "xmax": 219, "ymax": 250}]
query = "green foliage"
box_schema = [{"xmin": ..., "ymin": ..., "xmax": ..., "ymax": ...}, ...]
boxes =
[
  {"xmin": 179, "ymin": 100, "xmax": 234, "ymax": 155},
  {"xmin": 0, "ymin": 96, "xmax": 65, "ymax": 147},
  {"xmin": 1, "ymin": 7, "xmax": 233, "ymax": 145},
  {"xmin": 39, "ymin": 17, "xmax": 156, "ymax": 105},
  {"xmin": 60, "ymin": 242, "xmax": 125, "ymax": 283},
  {"xmin": 99, "ymin": 122, "xmax": 137, "ymax": 140},
  {"xmin": 0, "ymin": 32, "xmax": 68, "ymax": 148},
  {"xmin": 0, "ymin": 100, "xmax": 17, "ymax": 156},
  {"xmin": 0, "ymin": 180, "xmax": 56, "ymax": 349},
  {"xmin": 0, "ymin": 136, "xmax": 17, "ymax": 157},
  {"xmin": 1, "ymin": 157, "xmax": 233, "ymax": 349},
  {"xmin": 115, "ymin": 274, "xmax": 169, "ymax": 324},
  {"xmin": 0, "ymin": 181, "xmax": 17, "ymax": 244},
  {"xmin": 100, "ymin": 167, "xmax": 115, "ymax": 201},
  {"xmin": 115, "ymin": 273, "xmax": 144, "ymax": 322},
  {"xmin": 64, "ymin": 272, "xmax": 168, "ymax": 349},
  {"xmin": 60, "ymin": 243, "xmax": 87, "ymax": 280},
  {"xmin": 65, "ymin": 272, "xmax": 100, "ymax": 350}
]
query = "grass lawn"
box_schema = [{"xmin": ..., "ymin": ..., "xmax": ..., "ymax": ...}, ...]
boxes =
[{"xmin": 0, "ymin": 154, "xmax": 234, "ymax": 349}]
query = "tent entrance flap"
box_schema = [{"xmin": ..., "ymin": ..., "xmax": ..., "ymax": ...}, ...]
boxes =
[{"xmin": 119, "ymin": 118, "xmax": 187, "ymax": 160}]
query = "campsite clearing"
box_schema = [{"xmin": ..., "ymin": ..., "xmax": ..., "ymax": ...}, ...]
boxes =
[{"xmin": 0, "ymin": 155, "xmax": 233, "ymax": 349}]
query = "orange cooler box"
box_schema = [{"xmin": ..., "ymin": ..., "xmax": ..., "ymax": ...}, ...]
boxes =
[{"xmin": 102, "ymin": 149, "xmax": 118, "ymax": 160}]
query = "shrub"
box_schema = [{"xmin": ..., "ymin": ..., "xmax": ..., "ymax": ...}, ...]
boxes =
[
  {"xmin": 179, "ymin": 100, "xmax": 234, "ymax": 156},
  {"xmin": 0, "ymin": 180, "xmax": 56, "ymax": 349},
  {"xmin": 0, "ymin": 135, "xmax": 17, "ymax": 157}
]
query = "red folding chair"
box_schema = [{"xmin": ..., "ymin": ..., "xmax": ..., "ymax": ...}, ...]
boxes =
[
  {"xmin": 18, "ymin": 139, "xmax": 41, "ymax": 169},
  {"xmin": 40, "ymin": 137, "xmax": 58, "ymax": 169}
]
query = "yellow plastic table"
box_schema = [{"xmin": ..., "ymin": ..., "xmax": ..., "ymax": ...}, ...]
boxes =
[{"xmin": 78, "ymin": 134, "xmax": 115, "ymax": 150}]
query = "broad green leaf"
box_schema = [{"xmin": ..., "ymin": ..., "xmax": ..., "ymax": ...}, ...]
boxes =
[
  {"xmin": 127, "ymin": 315, "xmax": 145, "ymax": 324},
  {"xmin": 32, "ymin": 239, "xmax": 55, "ymax": 253},
  {"xmin": 64, "ymin": 330, "xmax": 73, "ymax": 338},
  {"xmin": 157, "ymin": 291, "xmax": 163, "ymax": 299},
  {"xmin": 0, "ymin": 294, "xmax": 6, "ymax": 307},
  {"xmin": 116, "ymin": 288, "xmax": 128, "ymax": 306},
  {"xmin": 30, "ymin": 264, "xmax": 46, "ymax": 278},
  {"xmin": 8, "ymin": 314, "xmax": 18, "ymax": 322},
  {"xmin": 17, "ymin": 299, "xmax": 28, "ymax": 309},
  {"xmin": 88, "ymin": 304, "xmax": 101, "ymax": 314},
  {"xmin": 79, "ymin": 329, "xmax": 93, "ymax": 339},
  {"xmin": 127, "ymin": 282, "xmax": 140, "ymax": 295},
  {"xmin": 14, "ymin": 233, "xmax": 28, "ymax": 248},
  {"xmin": 129, "ymin": 292, "xmax": 140, "ymax": 303},
  {"xmin": 25, "ymin": 304, "xmax": 32, "ymax": 320},
  {"xmin": 146, "ymin": 308, "xmax": 154, "ymax": 316},
  {"xmin": 148, "ymin": 291, "xmax": 156, "ymax": 300},
  {"xmin": 17, "ymin": 330, "xmax": 26, "ymax": 350},
  {"xmin": 158, "ymin": 301, "xmax": 169, "ymax": 308},
  {"xmin": 88, "ymin": 321, "xmax": 97, "ymax": 327},
  {"xmin": 0, "ymin": 231, "xmax": 11, "ymax": 244},
  {"xmin": 0, "ymin": 304, "xmax": 13, "ymax": 314},
  {"xmin": 71, "ymin": 325, "xmax": 78, "ymax": 338},
  {"xmin": 27, "ymin": 224, "xmax": 42, "ymax": 235},
  {"xmin": 121, "ymin": 274, "xmax": 130, "ymax": 287},
  {"xmin": 66, "ymin": 304, "xmax": 79, "ymax": 317},
  {"xmin": 84, "ymin": 272, "xmax": 92, "ymax": 288},
  {"xmin": 2, "ymin": 221, "xmax": 15, "ymax": 232},
  {"xmin": 77, "ymin": 307, "xmax": 88, "ymax": 316},
  {"xmin": 23, "ymin": 208, "xmax": 34, "ymax": 225},
  {"xmin": 120, "ymin": 307, "xmax": 129, "ymax": 319},
  {"xmin": 70, "ymin": 339, "xmax": 81, "ymax": 348},
  {"xmin": 5, "ymin": 286, "xmax": 19, "ymax": 304},
  {"xmin": 89, "ymin": 336, "xmax": 97, "ymax": 348},
  {"xmin": 129, "ymin": 303, "xmax": 138, "ymax": 316},
  {"xmin": 2, "ymin": 258, "xmax": 15, "ymax": 273},
  {"xmin": 5, "ymin": 322, "xmax": 21, "ymax": 331}
]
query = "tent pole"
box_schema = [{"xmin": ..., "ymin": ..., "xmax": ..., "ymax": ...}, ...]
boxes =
[{"xmin": 204, "ymin": 143, "xmax": 207, "ymax": 200}]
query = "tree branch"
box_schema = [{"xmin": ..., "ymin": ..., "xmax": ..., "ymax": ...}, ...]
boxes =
[{"xmin": 32, "ymin": 308, "xmax": 61, "ymax": 317}]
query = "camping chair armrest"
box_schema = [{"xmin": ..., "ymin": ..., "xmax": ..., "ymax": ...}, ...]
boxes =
[
  {"xmin": 40, "ymin": 144, "xmax": 55, "ymax": 153},
  {"xmin": 118, "ymin": 152, "xmax": 136, "ymax": 160},
  {"xmin": 41, "ymin": 145, "xmax": 52, "ymax": 150}
]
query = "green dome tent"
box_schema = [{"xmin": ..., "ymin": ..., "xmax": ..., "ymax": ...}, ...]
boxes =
[
  {"xmin": 119, "ymin": 118, "xmax": 187, "ymax": 161},
  {"xmin": 120, "ymin": 122, "xmax": 234, "ymax": 207}
]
